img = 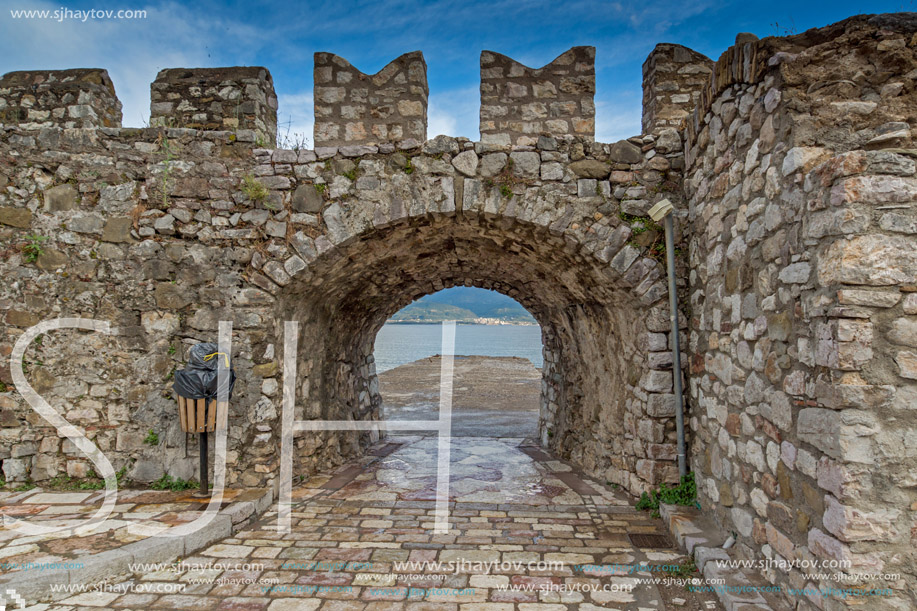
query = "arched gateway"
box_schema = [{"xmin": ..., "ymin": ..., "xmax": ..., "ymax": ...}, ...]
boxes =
[
  {"xmin": 0, "ymin": 47, "xmax": 688, "ymax": 498},
  {"xmin": 271, "ymin": 158, "xmax": 684, "ymax": 495},
  {"xmin": 3, "ymin": 15, "xmax": 917, "ymax": 608}
]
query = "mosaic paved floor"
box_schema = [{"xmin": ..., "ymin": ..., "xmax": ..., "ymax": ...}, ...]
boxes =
[{"xmin": 29, "ymin": 436, "xmax": 723, "ymax": 610}]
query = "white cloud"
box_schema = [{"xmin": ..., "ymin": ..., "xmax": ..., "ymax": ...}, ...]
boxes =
[
  {"xmin": 0, "ymin": 0, "xmax": 712, "ymax": 144},
  {"xmin": 0, "ymin": 1, "xmax": 277, "ymax": 127},
  {"xmin": 595, "ymin": 95, "xmax": 643, "ymax": 143},
  {"xmin": 608, "ymin": 0, "xmax": 715, "ymax": 31},
  {"xmin": 427, "ymin": 86, "xmax": 479, "ymax": 139},
  {"xmin": 427, "ymin": 105, "xmax": 458, "ymax": 139},
  {"xmin": 276, "ymin": 91, "xmax": 314, "ymax": 148}
]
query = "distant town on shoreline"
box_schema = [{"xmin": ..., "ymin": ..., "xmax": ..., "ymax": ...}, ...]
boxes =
[
  {"xmin": 387, "ymin": 317, "xmax": 538, "ymax": 326},
  {"xmin": 387, "ymin": 287, "xmax": 537, "ymax": 325}
]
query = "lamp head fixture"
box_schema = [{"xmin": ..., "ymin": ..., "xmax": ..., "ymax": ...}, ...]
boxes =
[{"xmin": 648, "ymin": 199, "xmax": 674, "ymax": 222}]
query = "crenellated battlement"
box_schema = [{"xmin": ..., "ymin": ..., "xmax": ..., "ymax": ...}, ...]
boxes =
[
  {"xmin": 150, "ymin": 67, "xmax": 277, "ymax": 146},
  {"xmin": 0, "ymin": 68, "xmax": 122, "ymax": 129},
  {"xmin": 641, "ymin": 44, "xmax": 712, "ymax": 135},
  {"xmin": 480, "ymin": 46, "xmax": 596, "ymax": 147},
  {"xmin": 0, "ymin": 47, "xmax": 605, "ymax": 149},
  {"xmin": 313, "ymin": 51, "xmax": 428, "ymax": 149}
]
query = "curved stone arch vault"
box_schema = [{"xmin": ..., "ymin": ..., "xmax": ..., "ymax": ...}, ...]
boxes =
[
  {"xmin": 7, "ymin": 15, "xmax": 917, "ymax": 607},
  {"xmin": 267, "ymin": 186, "xmax": 681, "ymax": 496}
]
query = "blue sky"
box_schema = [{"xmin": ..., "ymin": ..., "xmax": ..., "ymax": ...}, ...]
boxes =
[{"xmin": 0, "ymin": 1, "xmax": 908, "ymax": 144}]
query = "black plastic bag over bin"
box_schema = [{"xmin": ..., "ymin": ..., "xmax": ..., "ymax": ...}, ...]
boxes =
[{"xmin": 172, "ymin": 342, "xmax": 236, "ymax": 401}]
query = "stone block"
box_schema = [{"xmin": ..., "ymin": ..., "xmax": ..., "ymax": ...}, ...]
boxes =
[
  {"xmin": 451, "ymin": 150, "xmax": 479, "ymax": 177},
  {"xmin": 102, "ymin": 216, "xmax": 134, "ymax": 243},
  {"xmin": 818, "ymin": 235, "xmax": 917, "ymax": 286},
  {"xmin": 181, "ymin": 514, "xmax": 233, "ymax": 557},
  {"xmin": 642, "ymin": 370, "xmax": 672, "ymax": 392},
  {"xmin": 888, "ymin": 317, "xmax": 917, "ymax": 347},
  {"xmin": 0, "ymin": 206, "xmax": 32, "ymax": 228},
  {"xmin": 836, "ymin": 289, "xmax": 900, "ymax": 308},
  {"xmin": 782, "ymin": 147, "xmax": 826, "ymax": 176},
  {"xmin": 608, "ymin": 140, "xmax": 643, "ymax": 164},
  {"xmin": 69, "ymin": 548, "xmax": 134, "ymax": 589},
  {"xmin": 807, "ymin": 528, "xmax": 883, "ymax": 572},
  {"xmin": 822, "ymin": 495, "xmax": 899, "ymax": 542},
  {"xmin": 816, "ymin": 382, "xmax": 895, "ymax": 411},
  {"xmin": 568, "ymin": 159, "xmax": 609, "ymax": 179},
  {"xmin": 765, "ymin": 522, "xmax": 795, "ymax": 559},
  {"xmin": 817, "ymin": 457, "xmax": 871, "ymax": 501},
  {"xmin": 895, "ymin": 350, "xmax": 917, "ymax": 379},
  {"xmin": 646, "ymin": 393, "xmax": 676, "ymax": 417},
  {"xmin": 509, "ymin": 151, "xmax": 540, "ymax": 178},
  {"xmin": 797, "ymin": 408, "xmax": 876, "ymax": 463},
  {"xmin": 44, "ymin": 183, "xmax": 80, "ymax": 211}
]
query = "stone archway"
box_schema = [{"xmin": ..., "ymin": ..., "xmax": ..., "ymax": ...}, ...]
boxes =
[
  {"xmin": 0, "ymin": 47, "xmax": 690, "ymax": 504},
  {"xmin": 267, "ymin": 190, "xmax": 681, "ymax": 496},
  {"xmin": 5, "ymin": 16, "xmax": 917, "ymax": 608}
]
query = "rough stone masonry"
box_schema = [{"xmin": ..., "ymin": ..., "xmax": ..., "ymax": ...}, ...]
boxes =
[{"xmin": 0, "ymin": 12, "xmax": 915, "ymax": 611}]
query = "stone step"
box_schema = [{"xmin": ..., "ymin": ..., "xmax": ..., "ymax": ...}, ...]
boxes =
[
  {"xmin": 660, "ymin": 502, "xmax": 784, "ymax": 611},
  {"xmin": 0, "ymin": 488, "xmax": 273, "ymax": 605}
]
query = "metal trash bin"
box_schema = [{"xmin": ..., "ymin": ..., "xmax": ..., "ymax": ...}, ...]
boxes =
[
  {"xmin": 177, "ymin": 396, "xmax": 229, "ymax": 433},
  {"xmin": 172, "ymin": 343, "xmax": 236, "ymax": 496}
]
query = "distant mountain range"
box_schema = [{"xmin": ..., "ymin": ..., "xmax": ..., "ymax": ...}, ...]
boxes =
[{"xmin": 389, "ymin": 287, "xmax": 537, "ymax": 324}]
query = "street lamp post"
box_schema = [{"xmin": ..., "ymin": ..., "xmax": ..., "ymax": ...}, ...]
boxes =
[{"xmin": 648, "ymin": 198, "xmax": 687, "ymax": 478}]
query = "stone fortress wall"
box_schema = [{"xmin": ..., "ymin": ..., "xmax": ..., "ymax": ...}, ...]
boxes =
[
  {"xmin": 679, "ymin": 15, "xmax": 917, "ymax": 611},
  {"xmin": 0, "ymin": 42, "xmax": 686, "ymax": 499},
  {"xmin": 0, "ymin": 12, "xmax": 915, "ymax": 610}
]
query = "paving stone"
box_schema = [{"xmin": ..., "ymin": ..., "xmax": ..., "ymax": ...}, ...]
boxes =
[{"xmin": 25, "ymin": 439, "xmax": 725, "ymax": 610}]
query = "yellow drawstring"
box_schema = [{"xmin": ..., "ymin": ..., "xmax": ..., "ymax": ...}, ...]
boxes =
[{"xmin": 203, "ymin": 352, "xmax": 230, "ymax": 367}]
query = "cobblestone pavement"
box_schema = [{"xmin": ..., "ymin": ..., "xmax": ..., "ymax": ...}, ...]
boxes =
[
  {"xmin": 0, "ymin": 488, "xmax": 269, "ymax": 571},
  {"xmin": 39, "ymin": 436, "xmax": 723, "ymax": 610}
]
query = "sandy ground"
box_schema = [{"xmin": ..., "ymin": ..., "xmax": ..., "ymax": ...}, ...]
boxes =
[{"xmin": 378, "ymin": 354, "xmax": 541, "ymax": 437}]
